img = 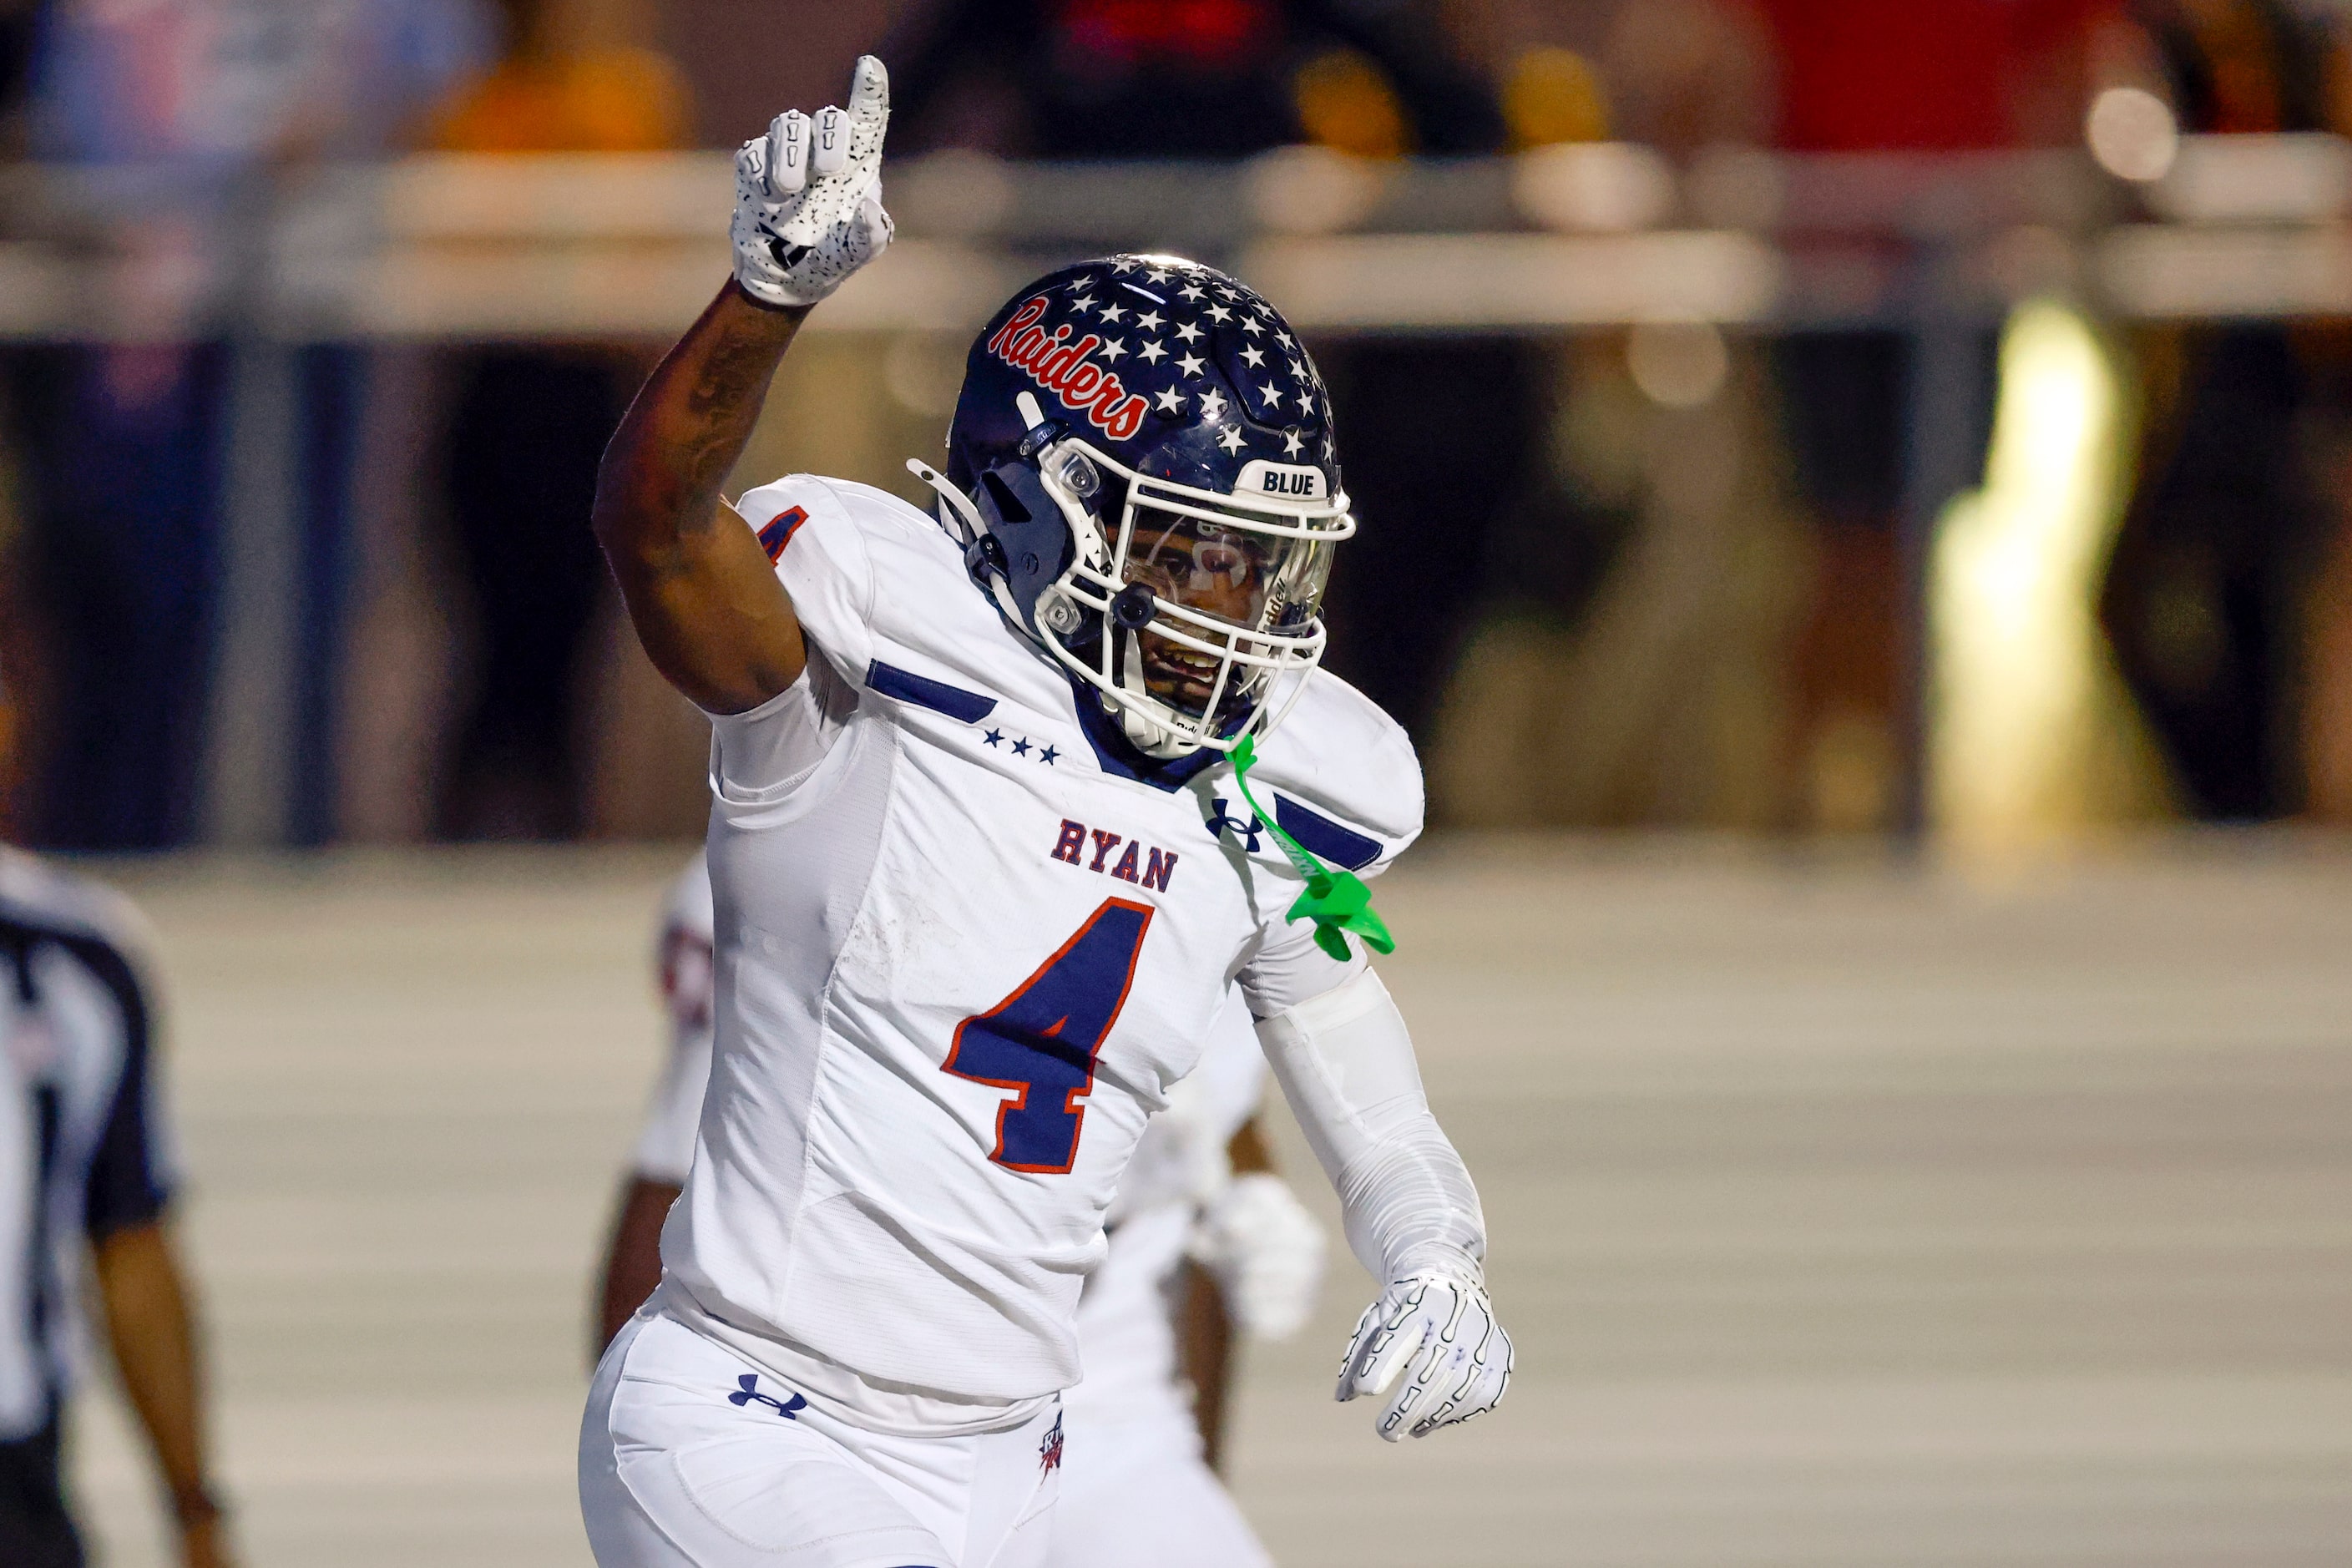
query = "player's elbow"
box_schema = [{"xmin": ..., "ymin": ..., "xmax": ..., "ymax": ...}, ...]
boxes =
[{"xmin": 589, "ymin": 449, "xmax": 650, "ymax": 562}]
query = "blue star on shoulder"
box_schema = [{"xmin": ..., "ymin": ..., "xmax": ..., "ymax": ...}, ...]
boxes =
[
  {"xmin": 1039, "ymin": 745, "xmax": 1059, "ymax": 765},
  {"xmin": 1011, "ymin": 736, "xmax": 1032, "ymax": 756},
  {"xmin": 983, "ymin": 729, "xmax": 1004, "ymax": 746}
]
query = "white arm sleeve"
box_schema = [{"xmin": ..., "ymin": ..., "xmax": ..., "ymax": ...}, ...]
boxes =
[{"xmin": 1254, "ymin": 968, "xmax": 1485, "ymax": 1283}]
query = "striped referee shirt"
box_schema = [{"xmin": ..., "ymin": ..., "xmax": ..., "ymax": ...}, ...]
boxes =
[{"xmin": 0, "ymin": 850, "xmax": 175, "ymax": 1441}]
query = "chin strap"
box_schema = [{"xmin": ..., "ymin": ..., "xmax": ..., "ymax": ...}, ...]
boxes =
[{"xmin": 1229, "ymin": 735, "xmax": 1395, "ymax": 962}]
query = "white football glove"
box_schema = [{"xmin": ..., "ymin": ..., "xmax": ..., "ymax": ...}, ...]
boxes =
[
  {"xmin": 731, "ymin": 54, "xmax": 894, "ymax": 309},
  {"xmin": 1190, "ymin": 1172, "xmax": 1328, "ymax": 1342},
  {"xmin": 1337, "ymin": 1259, "xmax": 1514, "ymax": 1441}
]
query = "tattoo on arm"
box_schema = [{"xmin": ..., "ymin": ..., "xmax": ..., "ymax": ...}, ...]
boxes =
[
  {"xmin": 676, "ymin": 319, "xmax": 795, "ymax": 512},
  {"xmin": 592, "ymin": 281, "xmax": 813, "ymax": 712}
]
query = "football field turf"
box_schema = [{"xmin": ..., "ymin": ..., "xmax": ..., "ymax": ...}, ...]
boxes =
[{"xmin": 69, "ymin": 839, "xmax": 2352, "ymax": 1566}]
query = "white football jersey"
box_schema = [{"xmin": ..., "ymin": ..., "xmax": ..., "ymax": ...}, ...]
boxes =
[{"xmin": 660, "ymin": 472, "xmax": 1420, "ymax": 1431}]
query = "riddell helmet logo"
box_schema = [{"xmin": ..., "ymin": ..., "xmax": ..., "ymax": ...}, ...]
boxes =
[{"xmin": 986, "ymin": 296, "xmax": 1150, "ymax": 442}]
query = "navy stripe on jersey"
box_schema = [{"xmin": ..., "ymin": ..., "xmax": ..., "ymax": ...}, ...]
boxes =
[
  {"xmin": 1272, "ymin": 794, "xmax": 1382, "ymax": 872},
  {"xmin": 866, "ymin": 660, "xmax": 999, "ymax": 724}
]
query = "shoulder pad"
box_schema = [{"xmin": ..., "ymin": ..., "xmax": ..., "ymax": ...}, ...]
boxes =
[
  {"xmin": 731, "ymin": 473, "xmax": 966, "ymax": 688},
  {"xmin": 1243, "ymin": 670, "xmax": 1424, "ymax": 878}
]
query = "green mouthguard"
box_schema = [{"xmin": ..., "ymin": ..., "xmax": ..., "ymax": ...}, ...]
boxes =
[{"xmin": 1227, "ymin": 735, "xmax": 1395, "ymax": 962}]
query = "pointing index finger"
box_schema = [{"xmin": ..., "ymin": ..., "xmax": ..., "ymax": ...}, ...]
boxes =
[{"xmin": 848, "ymin": 54, "xmax": 890, "ymax": 124}]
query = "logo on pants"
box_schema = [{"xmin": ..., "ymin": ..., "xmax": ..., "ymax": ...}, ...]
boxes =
[
  {"xmin": 1039, "ymin": 1413, "xmax": 1064, "ymax": 1474},
  {"xmin": 727, "ymin": 1374, "xmax": 807, "ymax": 1419}
]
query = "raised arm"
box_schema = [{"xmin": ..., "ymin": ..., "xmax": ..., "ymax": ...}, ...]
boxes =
[
  {"xmin": 593, "ymin": 286, "xmax": 811, "ymax": 713},
  {"xmin": 591, "ymin": 56, "xmax": 895, "ymax": 715}
]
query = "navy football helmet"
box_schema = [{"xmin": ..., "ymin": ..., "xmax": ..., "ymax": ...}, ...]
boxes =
[{"xmin": 908, "ymin": 255, "xmax": 1353, "ymax": 758}]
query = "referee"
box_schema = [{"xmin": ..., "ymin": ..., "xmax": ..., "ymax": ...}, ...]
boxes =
[{"xmin": 0, "ymin": 847, "xmax": 231, "ymax": 1567}]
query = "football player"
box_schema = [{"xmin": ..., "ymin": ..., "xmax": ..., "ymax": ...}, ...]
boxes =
[
  {"xmin": 578, "ymin": 55, "xmax": 1513, "ymax": 1568},
  {"xmin": 594, "ymin": 854, "xmax": 1326, "ymax": 1567}
]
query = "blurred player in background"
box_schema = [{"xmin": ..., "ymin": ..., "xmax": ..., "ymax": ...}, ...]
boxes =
[
  {"xmin": 593, "ymin": 855, "xmax": 721, "ymax": 1350},
  {"xmin": 0, "ymin": 849, "xmax": 231, "ymax": 1567},
  {"xmin": 580, "ymin": 56, "xmax": 1510, "ymax": 1568},
  {"xmin": 595, "ymin": 854, "xmax": 1327, "ymax": 1566}
]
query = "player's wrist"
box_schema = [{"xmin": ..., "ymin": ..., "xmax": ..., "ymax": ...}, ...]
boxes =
[
  {"xmin": 1386, "ymin": 1240, "xmax": 1484, "ymax": 1286},
  {"xmin": 726, "ymin": 275, "xmax": 818, "ymax": 318}
]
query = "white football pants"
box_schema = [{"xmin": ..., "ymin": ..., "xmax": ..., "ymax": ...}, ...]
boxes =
[
  {"xmin": 581, "ymin": 1311, "xmax": 1060, "ymax": 1568},
  {"xmin": 1046, "ymin": 1410, "xmax": 1272, "ymax": 1568},
  {"xmin": 1044, "ymin": 1204, "xmax": 1272, "ymax": 1568}
]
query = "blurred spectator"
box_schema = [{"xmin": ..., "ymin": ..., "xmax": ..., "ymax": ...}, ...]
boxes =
[
  {"xmin": 426, "ymin": 0, "xmax": 682, "ymax": 150},
  {"xmin": 2102, "ymin": 0, "xmax": 2336, "ymax": 818},
  {"xmin": 0, "ymin": 0, "xmax": 483, "ymax": 849},
  {"xmin": 886, "ymin": 0, "xmax": 1525, "ymax": 748},
  {"xmin": 1745, "ymin": 0, "xmax": 2118, "ymax": 831},
  {"xmin": 0, "ymin": 0, "xmax": 33, "ymax": 149},
  {"xmin": 4, "ymin": 0, "xmax": 260, "ymax": 849},
  {"xmin": 1499, "ymin": 43, "xmax": 1611, "ymax": 149},
  {"xmin": 3, "ymin": 343, "xmax": 231, "ymax": 850},
  {"xmin": 884, "ymin": 0, "xmax": 1498, "ymax": 157},
  {"xmin": 1603, "ymin": 0, "xmax": 1775, "ymax": 154},
  {"xmin": 423, "ymin": 0, "xmax": 686, "ymax": 839},
  {"xmin": 1755, "ymin": 0, "xmax": 2115, "ymax": 151}
]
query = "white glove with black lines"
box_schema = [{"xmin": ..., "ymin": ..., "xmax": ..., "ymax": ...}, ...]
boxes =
[
  {"xmin": 731, "ymin": 54, "xmax": 894, "ymax": 309},
  {"xmin": 1337, "ymin": 1257, "xmax": 1514, "ymax": 1441},
  {"xmin": 1190, "ymin": 1172, "xmax": 1328, "ymax": 1342}
]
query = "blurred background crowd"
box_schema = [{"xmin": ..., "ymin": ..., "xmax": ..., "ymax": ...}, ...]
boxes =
[{"xmin": 4, "ymin": 0, "xmax": 2352, "ymax": 852}]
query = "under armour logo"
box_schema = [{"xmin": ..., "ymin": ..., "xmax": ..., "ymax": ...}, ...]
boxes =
[
  {"xmin": 726, "ymin": 1374, "xmax": 807, "ymax": 1419},
  {"xmin": 1206, "ymin": 798, "xmax": 1263, "ymax": 852}
]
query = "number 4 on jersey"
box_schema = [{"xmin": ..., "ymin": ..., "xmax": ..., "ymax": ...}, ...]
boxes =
[{"xmin": 943, "ymin": 898, "xmax": 1153, "ymax": 1174}]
